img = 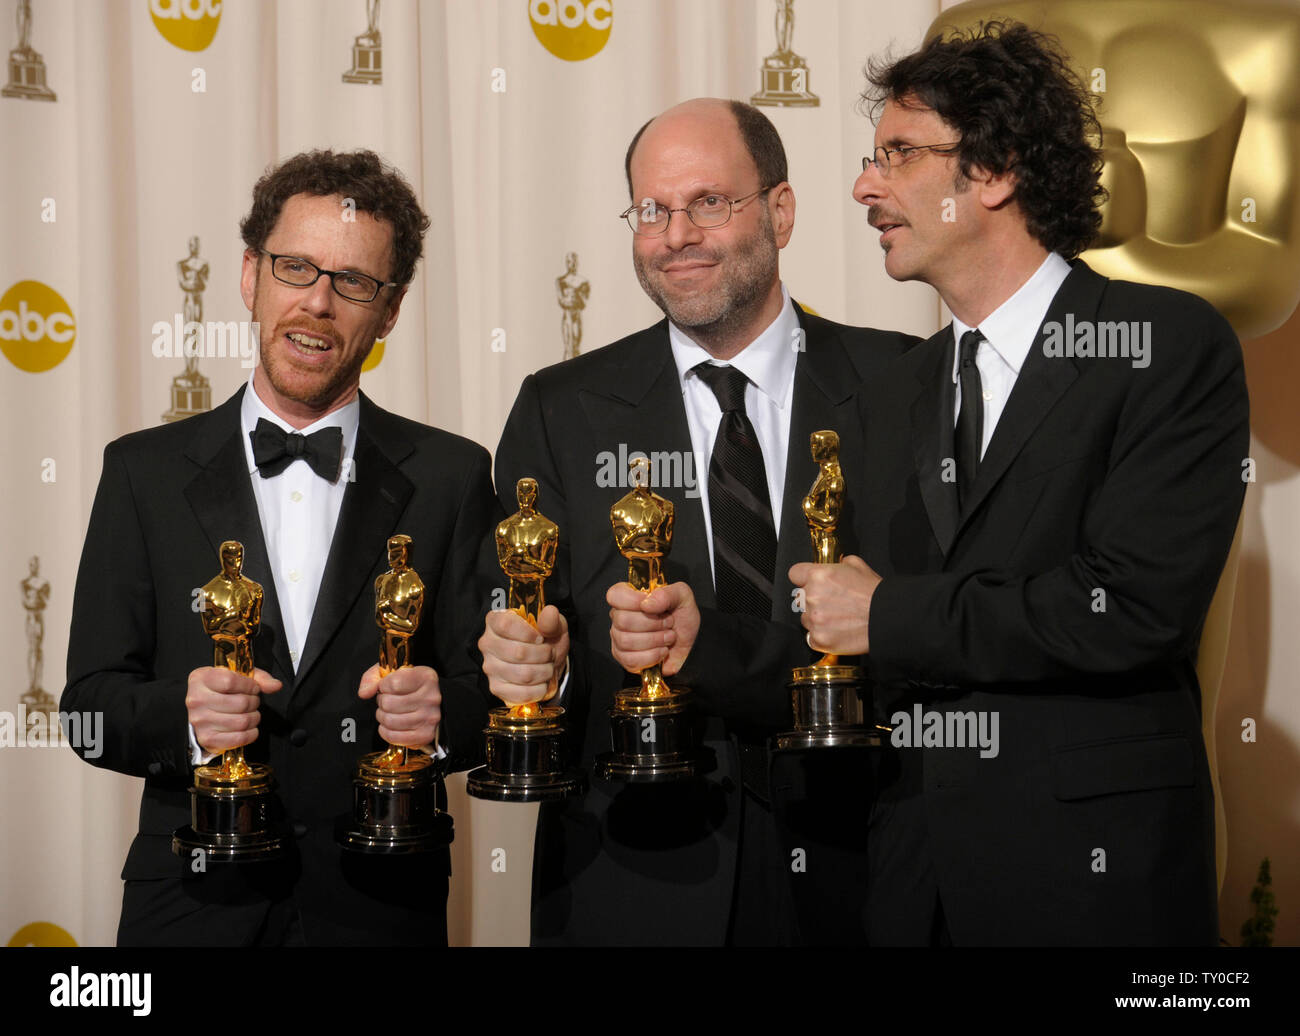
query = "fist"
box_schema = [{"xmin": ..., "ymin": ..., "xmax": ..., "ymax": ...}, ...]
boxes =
[
  {"xmin": 358, "ymin": 664, "xmax": 442, "ymax": 749},
  {"xmin": 479, "ymin": 605, "xmax": 569, "ymax": 707},
  {"xmin": 607, "ymin": 581, "xmax": 700, "ymax": 677},
  {"xmin": 186, "ymin": 665, "xmax": 281, "ymax": 757}
]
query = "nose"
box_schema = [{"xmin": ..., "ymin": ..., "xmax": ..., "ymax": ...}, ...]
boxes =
[
  {"xmin": 853, "ymin": 158, "xmax": 885, "ymax": 208},
  {"xmin": 662, "ymin": 207, "xmax": 705, "ymax": 251},
  {"xmin": 300, "ymin": 273, "xmax": 337, "ymax": 317}
]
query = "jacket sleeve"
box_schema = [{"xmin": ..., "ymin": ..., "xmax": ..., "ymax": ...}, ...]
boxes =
[{"xmin": 61, "ymin": 443, "xmax": 192, "ymax": 780}]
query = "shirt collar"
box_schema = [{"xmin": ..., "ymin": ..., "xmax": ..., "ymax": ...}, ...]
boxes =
[
  {"xmin": 240, "ymin": 373, "xmax": 361, "ymax": 476},
  {"xmin": 669, "ymin": 283, "xmax": 799, "ymax": 410},
  {"xmin": 950, "ymin": 251, "xmax": 1072, "ymax": 381}
]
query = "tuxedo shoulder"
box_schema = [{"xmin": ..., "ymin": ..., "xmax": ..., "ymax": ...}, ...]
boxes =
[
  {"xmin": 797, "ymin": 305, "xmax": 921, "ymax": 356},
  {"xmin": 100, "ymin": 401, "xmax": 233, "ymax": 463},
  {"xmin": 529, "ymin": 322, "xmax": 666, "ymax": 387},
  {"xmin": 363, "ymin": 401, "xmax": 491, "ymax": 470},
  {"xmin": 1098, "ymin": 277, "xmax": 1233, "ymax": 331}
]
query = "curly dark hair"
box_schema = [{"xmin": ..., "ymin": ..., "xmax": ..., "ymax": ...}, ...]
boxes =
[
  {"xmin": 862, "ymin": 20, "xmax": 1106, "ymax": 258},
  {"xmin": 239, "ymin": 149, "xmax": 430, "ymax": 288},
  {"xmin": 624, "ymin": 100, "xmax": 789, "ymax": 198}
]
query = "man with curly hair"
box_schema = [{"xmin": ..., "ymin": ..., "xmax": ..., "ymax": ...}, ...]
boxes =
[
  {"xmin": 792, "ymin": 22, "xmax": 1249, "ymax": 945},
  {"xmin": 63, "ymin": 149, "xmax": 498, "ymax": 945}
]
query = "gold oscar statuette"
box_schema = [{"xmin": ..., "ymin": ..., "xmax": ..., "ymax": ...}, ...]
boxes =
[
  {"xmin": 467, "ymin": 478, "xmax": 587, "ymax": 801},
  {"xmin": 338, "ymin": 535, "xmax": 453, "ymax": 853},
  {"xmin": 775, "ymin": 431, "xmax": 882, "ymax": 750},
  {"xmin": 172, "ymin": 540, "xmax": 286, "ymax": 861},
  {"xmin": 594, "ymin": 457, "xmax": 704, "ymax": 782}
]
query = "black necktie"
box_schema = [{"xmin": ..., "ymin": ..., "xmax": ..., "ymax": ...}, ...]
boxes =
[
  {"xmin": 693, "ymin": 363, "xmax": 777, "ymax": 619},
  {"xmin": 250, "ymin": 418, "xmax": 344, "ymax": 482},
  {"xmin": 954, "ymin": 329, "xmax": 984, "ymax": 509}
]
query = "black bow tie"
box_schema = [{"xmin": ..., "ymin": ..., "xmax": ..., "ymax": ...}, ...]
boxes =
[{"xmin": 250, "ymin": 418, "xmax": 344, "ymax": 482}]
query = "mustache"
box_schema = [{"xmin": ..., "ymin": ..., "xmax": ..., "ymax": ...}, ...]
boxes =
[
  {"xmin": 651, "ymin": 249, "xmax": 722, "ymax": 270},
  {"xmin": 270, "ymin": 317, "xmax": 342, "ymax": 347},
  {"xmin": 868, "ymin": 208, "xmax": 907, "ymax": 231}
]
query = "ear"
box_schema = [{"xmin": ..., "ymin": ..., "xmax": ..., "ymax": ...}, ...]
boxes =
[
  {"xmin": 239, "ymin": 248, "xmax": 260, "ymax": 313},
  {"xmin": 376, "ymin": 285, "xmax": 408, "ymax": 340},
  {"xmin": 970, "ymin": 164, "xmax": 1017, "ymax": 211},
  {"xmin": 768, "ymin": 181, "xmax": 796, "ymax": 248}
]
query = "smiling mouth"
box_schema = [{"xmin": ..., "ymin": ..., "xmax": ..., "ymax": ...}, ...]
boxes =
[{"xmin": 286, "ymin": 331, "xmax": 332, "ymax": 354}]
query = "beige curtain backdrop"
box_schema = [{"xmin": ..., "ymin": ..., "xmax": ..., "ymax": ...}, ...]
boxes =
[{"xmin": 1, "ymin": 0, "xmax": 1295, "ymax": 947}]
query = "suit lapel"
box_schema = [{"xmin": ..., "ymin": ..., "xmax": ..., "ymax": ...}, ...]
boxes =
[
  {"xmin": 577, "ymin": 323, "xmax": 715, "ymax": 610},
  {"xmin": 182, "ymin": 386, "xmax": 294, "ymax": 685},
  {"xmin": 909, "ymin": 331, "xmax": 961, "ymax": 556},
  {"xmin": 776, "ymin": 306, "xmax": 866, "ymax": 625},
  {"xmin": 951, "ymin": 261, "xmax": 1106, "ymax": 540},
  {"xmin": 294, "ymin": 394, "xmax": 414, "ymax": 689}
]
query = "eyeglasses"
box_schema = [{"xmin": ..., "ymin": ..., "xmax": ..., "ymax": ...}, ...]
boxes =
[
  {"xmin": 619, "ymin": 187, "xmax": 770, "ymax": 236},
  {"xmin": 862, "ymin": 143, "xmax": 961, "ymax": 177},
  {"xmin": 261, "ymin": 251, "xmax": 397, "ymax": 303}
]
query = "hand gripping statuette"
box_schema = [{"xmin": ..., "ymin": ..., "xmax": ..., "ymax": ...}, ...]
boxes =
[
  {"xmin": 173, "ymin": 540, "xmax": 286, "ymax": 861},
  {"xmin": 775, "ymin": 431, "xmax": 881, "ymax": 750},
  {"xmin": 338, "ymin": 534, "xmax": 452, "ymax": 853},
  {"xmin": 594, "ymin": 457, "xmax": 705, "ymax": 782},
  {"xmin": 468, "ymin": 478, "xmax": 587, "ymax": 801}
]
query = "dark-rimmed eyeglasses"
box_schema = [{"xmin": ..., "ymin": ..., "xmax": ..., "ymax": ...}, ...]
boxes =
[
  {"xmin": 260, "ymin": 251, "xmax": 397, "ymax": 303},
  {"xmin": 862, "ymin": 143, "xmax": 961, "ymax": 177},
  {"xmin": 619, "ymin": 188, "xmax": 771, "ymax": 236}
]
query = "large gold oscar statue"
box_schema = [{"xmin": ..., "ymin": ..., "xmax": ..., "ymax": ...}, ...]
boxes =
[
  {"xmin": 776, "ymin": 432, "xmax": 881, "ymax": 750},
  {"xmin": 173, "ymin": 541, "xmax": 285, "ymax": 861},
  {"xmin": 467, "ymin": 478, "xmax": 586, "ymax": 801},
  {"xmin": 338, "ymin": 535, "xmax": 452, "ymax": 853},
  {"xmin": 594, "ymin": 457, "xmax": 703, "ymax": 782}
]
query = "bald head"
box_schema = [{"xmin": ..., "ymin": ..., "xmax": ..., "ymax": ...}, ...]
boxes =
[{"xmin": 624, "ymin": 98, "xmax": 789, "ymax": 200}]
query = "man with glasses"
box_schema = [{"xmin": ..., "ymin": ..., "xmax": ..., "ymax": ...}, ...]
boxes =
[
  {"xmin": 479, "ymin": 98, "xmax": 916, "ymax": 945},
  {"xmin": 792, "ymin": 22, "xmax": 1249, "ymax": 944},
  {"xmin": 62, "ymin": 149, "xmax": 499, "ymax": 946}
]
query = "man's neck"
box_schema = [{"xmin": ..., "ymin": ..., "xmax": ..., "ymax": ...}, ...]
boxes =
[
  {"xmin": 251, "ymin": 369, "xmax": 358, "ymax": 430},
  {"xmin": 674, "ymin": 280, "xmax": 785, "ymax": 362},
  {"xmin": 939, "ymin": 235, "xmax": 1051, "ymax": 329}
]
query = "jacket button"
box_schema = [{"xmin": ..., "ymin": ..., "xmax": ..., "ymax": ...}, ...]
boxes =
[
  {"xmin": 290, "ymin": 729, "xmax": 308, "ymax": 746},
  {"xmin": 292, "ymin": 822, "xmax": 307, "ymax": 838},
  {"xmin": 147, "ymin": 762, "xmax": 161, "ymax": 776}
]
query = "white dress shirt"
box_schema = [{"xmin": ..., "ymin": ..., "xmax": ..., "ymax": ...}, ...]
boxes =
[
  {"xmin": 669, "ymin": 283, "xmax": 801, "ymax": 586},
  {"xmin": 951, "ymin": 252, "xmax": 1071, "ymax": 457},
  {"xmin": 189, "ymin": 376, "xmax": 358, "ymax": 764}
]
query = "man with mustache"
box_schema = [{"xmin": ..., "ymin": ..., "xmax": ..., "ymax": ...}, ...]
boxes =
[
  {"xmin": 62, "ymin": 149, "xmax": 498, "ymax": 945},
  {"xmin": 480, "ymin": 98, "xmax": 916, "ymax": 945},
  {"xmin": 793, "ymin": 22, "xmax": 1249, "ymax": 944}
]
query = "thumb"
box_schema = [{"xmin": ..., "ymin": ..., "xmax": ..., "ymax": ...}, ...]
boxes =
[
  {"xmin": 252, "ymin": 668, "xmax": 282, "ymax": 694},
  {"xmin": 842, "ymin": 555, "xmax": 870, "ymax": 574},
  {"xmin": 537, "ymin": 605, "xmax": 566, "ymax": 639}
]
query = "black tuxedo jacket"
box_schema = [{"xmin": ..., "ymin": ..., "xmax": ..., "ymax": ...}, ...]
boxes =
[
  {"xmin": 855, "ymin": 260, "xmax": 1249, "ymax": 945},
  {"xmin": 490, "ymin": 305, "xmax": 917, "ymax": 945},
  {"xmin": 62, "ymin": 386, "xmax": 500, "ymax": 946}
]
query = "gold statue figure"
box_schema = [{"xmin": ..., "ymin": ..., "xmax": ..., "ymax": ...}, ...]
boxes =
[
  {"xmin": 199, "ymin": 541, "xmax": 263, "ymax": 781},
  {"xmin": 371, "ymin": 534, "xmax": 428, "ymax": 771},
  {"xmin": 802, "ymin": 431, "xmax": 845, "ymax": 668},
  {"xmin": 610, "ymin": 457, "xmax": 675, "ymax": 699},
  {"xmin": 496, "ymin": 478, "xmax": 560, "ymax": 717}
]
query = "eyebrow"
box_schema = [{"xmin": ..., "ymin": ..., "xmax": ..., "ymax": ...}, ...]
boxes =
[{"xmin": 274, "ymin": 250, "xmax": 384, "ymax": 281}]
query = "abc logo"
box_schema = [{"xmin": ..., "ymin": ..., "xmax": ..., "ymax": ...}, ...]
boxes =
[
  {"xmin": 0, "ymin": 280, "xmax": 77, "ymax": 373},
  {"xmin": 7, "ymin": 922, "xmax": 77, "ymax": 947},
  {"xmin": 529, "ymin": 0, "xmax": 612, "ymax": 62},
  {"xmin": 362, "ymin": 338, "xmax": 385, "ymax": 373},
  {"xmin": 150, "ymin": 0, "xmax": 223, "ymax": 52}
]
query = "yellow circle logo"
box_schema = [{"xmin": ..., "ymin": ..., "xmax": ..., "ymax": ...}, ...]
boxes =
[
  {"xmin": 362, "ymin": 338, "xmax": 385, "ymax": 372},
  {"xmin": 529, "ymin": 0, "xmax": 612, "ymax": 61},
  {"xmin": 8, "ymin": 922, "xmax": 78, "ymax": 947},
  {"xmin": 150, "ymin": 0, "xmax": 223, "ymax": 52},
  {"xmin": 0, "ymin": 280, "xmax": 77, "ymax": 372}
]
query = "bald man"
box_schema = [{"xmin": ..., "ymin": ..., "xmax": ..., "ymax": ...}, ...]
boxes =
[{"xmin": 480, "ymin": 98, "xmax": 917, "ymax": 945}]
